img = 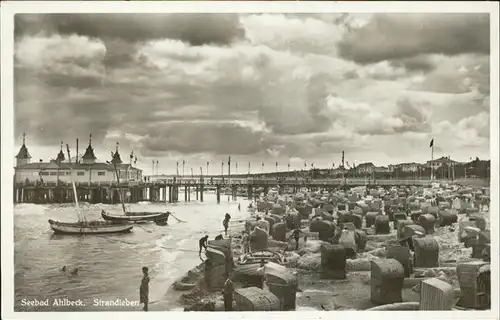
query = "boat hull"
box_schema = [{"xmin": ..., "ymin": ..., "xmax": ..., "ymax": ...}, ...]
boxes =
[
  {"xmin": 48, "ymin": 219, "xmax": 133, "ymax": 235},
  {"xmin": 125, "ymin": 211, "xmax": 166, "ymax": 217},
  {"xmin": 101, "ymin": 210, "xmax": 169, "ymax": 222}
]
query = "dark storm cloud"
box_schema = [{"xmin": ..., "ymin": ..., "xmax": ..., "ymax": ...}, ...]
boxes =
[
  {"xmin": 13, "ymin": 12, "xmax": 491, "ymax": 165},
  {"xmin": 390, "ymin": 56, "xmax": 436, "ymax": 73},
  {"xmin": 411, "ymin": 54, "xmax": 490, "ymax": 95},
  {"xmin": 15, "ymin": 67, "xmax": 102, "ymax": 89},
  {"xmin": 15, "ymin": 13, "xmax": 245, "ymax": 46},
  {"xmin": 355, "ymin": 98, "xmax": 431, "ymax": 136},
  {"xmin": 15, "ymin": 13, "xmax": 246, "ymax": 70},
  {"xmin": 394, "ymin": 98, "xmax": 431, "ymax": 132},
  {"xmin": 338, "ymin": 13, "xmax": 490, "ymax": 64},
  {"xmin": 14, "ymin": 85, "xmax": 117, "ymax": 147},
  {"xmin": 139, "ymin": 122, "xmax": 268, "ymax": 156},
  {"xmin": 258, "ymin": 73, "xmax": 334, "ymax": 135}
]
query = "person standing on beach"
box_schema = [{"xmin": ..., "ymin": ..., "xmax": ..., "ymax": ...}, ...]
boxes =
[
  {"xmin": 139, "ymin": 266, "xmax": 150, "ymax": 312},
  {"xmin": 199, "ymin": 235, "xmax": 209, "ymax": 256},
  {"xmin": 242, "ymin": 231, "xmax": 250, "ymax": 253},
  {"xmin": 223, "ymin": 213, "xmax": 231, "ymax": 235},
  {"xmin": 290, "ymin": 227, "xmax": 302, "ymax": 250},
  {"xmin": 223, "ymin": 276, "xmax": 234, "ymax": 311},
  {"xmin": 238, "ymin": 203, "xmax": 241, "ymax": 211}
]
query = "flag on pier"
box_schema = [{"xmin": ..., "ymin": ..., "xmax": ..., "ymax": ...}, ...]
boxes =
[
  {"xmin": 429, "ymin": 138, "xmax": 434, "ymax": 148},
  {"xmin": 228, "ymin": 156, "xmax": 231, "ymax": 166}
]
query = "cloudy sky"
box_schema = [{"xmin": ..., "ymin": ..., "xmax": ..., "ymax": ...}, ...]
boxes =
[{"xmin": 13, "ymin": 13, "xmax": 490, "ymax": 175}]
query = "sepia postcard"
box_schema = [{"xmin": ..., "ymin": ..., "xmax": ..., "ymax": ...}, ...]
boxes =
[{"xmin": 1, "ymin": 1, "xmax": 498, "ymax": 320}]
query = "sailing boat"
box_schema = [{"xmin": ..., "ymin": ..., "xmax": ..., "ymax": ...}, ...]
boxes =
[
  {"xmin": 48, "ymin": 145, "xmax": 134, "ymax": 234},
  {"xmin": 100, "ymin": 161, "xmax": 170, "ymax": 224}
]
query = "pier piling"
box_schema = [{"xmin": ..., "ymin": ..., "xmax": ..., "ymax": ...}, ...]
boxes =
[
  {"xmin": 216, "ymin": 185, "xmax": 221, "ymax": 204},
  {"xmin": 12, "ymin": 178, "xmax": 453, "ymax": 205},
  {"xmin": 231, "ymin": 185, "xmax": 237, "ymax": 201}
]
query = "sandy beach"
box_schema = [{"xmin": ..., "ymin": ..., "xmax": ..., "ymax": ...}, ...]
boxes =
[{"xmin": 163, "ymin": 183, "xmax": 490, "ymax": 312}]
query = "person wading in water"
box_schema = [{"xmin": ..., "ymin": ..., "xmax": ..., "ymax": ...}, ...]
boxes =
[
  {"xmin": 223, "ymin": 213, "xmax": 231, "ymax": 235},
  {"xmin": 199, "ymin": 235, "xmax": 209, "ymax": 256},
  {"xmin": 139, "ymin": 266, "xmax": 150, "ymax": 311}
]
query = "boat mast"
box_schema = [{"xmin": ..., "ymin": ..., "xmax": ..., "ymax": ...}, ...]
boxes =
[
  {"xmin": 66, "ymin": 144, "xmax": 82, "ymax": 222},
  {"xmin": 112, "ymin": 162, "xmax": 127, "ymax": 214}
]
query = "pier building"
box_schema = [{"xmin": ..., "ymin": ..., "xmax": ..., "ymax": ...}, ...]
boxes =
[{"xmin": 14, "ymin": 134, "xmax": 143, "ymax": 185}]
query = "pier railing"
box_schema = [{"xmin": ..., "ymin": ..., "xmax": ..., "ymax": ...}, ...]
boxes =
[{"xmin": 15, "ymin": 177, "xmax": 488, "ymax": 188}]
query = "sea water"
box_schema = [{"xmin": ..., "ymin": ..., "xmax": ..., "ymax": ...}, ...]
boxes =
[{"xmin": 14, "ymin": 191, "xmax": 250, "ymax": 311}]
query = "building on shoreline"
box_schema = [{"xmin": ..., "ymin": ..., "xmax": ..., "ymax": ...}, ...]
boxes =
[
  {"xmin": 389, "ymin": 162, "xmax": 420, "ymax": 173},
  {"xmin": 14, "ymin": 133, "xmax": 489, "ymax": 183},
  {"xmin": 356, "ymin": 162, "xmax": 375, "ymax": 174},
  {"xmin": 14, "ymin": 134, "xmax": 143, "ymax": 185},
  {"xmin": 427, "ymin": 156, "xmax": 458, "ymax": 170}
]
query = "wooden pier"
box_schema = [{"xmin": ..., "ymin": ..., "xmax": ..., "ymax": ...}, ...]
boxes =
[
  {"xmin": 13, "ymin": 180, "xmax": 241, "ymax": 205},
  {"xmin": 13, "ymin": 177, "xmax": 478, "ymax": 205}
]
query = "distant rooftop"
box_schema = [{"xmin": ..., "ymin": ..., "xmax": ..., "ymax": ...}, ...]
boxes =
[
  {"xmin": 16, "ymin": 132, "xmax": 31, "ymax": 159},
  {"xmin": 16, "ymin": 144, "xmax": 31, "ymax": 159}
]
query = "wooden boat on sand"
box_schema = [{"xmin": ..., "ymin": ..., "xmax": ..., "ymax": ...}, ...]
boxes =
[
  {"xmin": 101, "ymin": 210, "xmax": 170, "ymax": 223},
  {"xmin": 48, "ymin": 219, "xmax": 133, "ymax": 235}
]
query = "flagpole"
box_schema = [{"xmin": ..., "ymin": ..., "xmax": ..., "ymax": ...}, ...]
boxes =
[
  {"xmin": 452, "ymin": 161, "xmax": 455, "ymax": 181},
  {"xmin": 228, "ymin": 156, "xmax": 231, "ymax": 188},
  {"xmin": 430, "ymin": 137, "xmax": 434, "ymax": 181},
  {"xmin": 431, "ymin": 143, "xmax": 434, "ymax": 181}
]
